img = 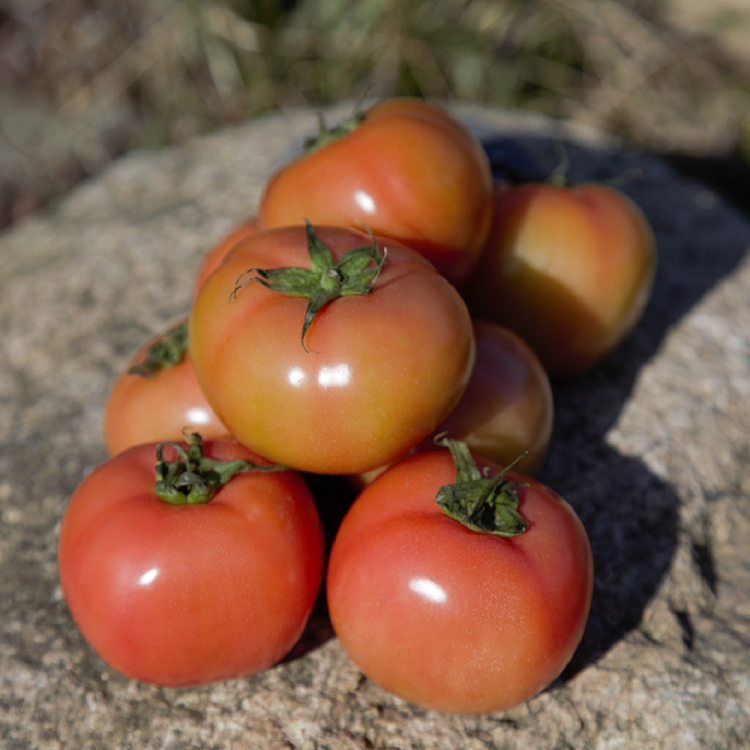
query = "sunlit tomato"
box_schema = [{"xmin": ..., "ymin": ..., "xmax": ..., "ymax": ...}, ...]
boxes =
[
  {"xmin": 58, "ymin": 436, "xmax": 324, "ymax": 687},
  {"xmin": 103, "ymin": 321, "xmax": 230, "ymax": 456},
  {"xmin": 258, "ymin": 98, "xmax": 493, "ymax": 287},
  {"xmin": 327, "ymin": 446, "xmax": 593, "ymax": 714},
  {"xmin": 192, "ymin": 217, "xmax": 259, "ymax": 298},
  {"xmin": 464, "ymin": 182, "xmax": 656, "ymax": 377},
  {"xmin": 189, "ymin": 225, "xmax": 475, "ymax": 475}
]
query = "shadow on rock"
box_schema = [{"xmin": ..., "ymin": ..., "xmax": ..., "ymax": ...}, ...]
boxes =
[{"xmin": 484, "ymin": 133, "xmax": 750, "ymax": 674}]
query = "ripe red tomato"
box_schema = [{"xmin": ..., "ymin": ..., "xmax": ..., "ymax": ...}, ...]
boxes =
[
  {"xmin": 257, "ymin": 98, "xmax": 493, "ymax": 287},
  {"xmin": 189, "ymin": 224, "xmax": 475, "ymax": 475},
  {"xmin": 58, "ymin": 435, "xmax": 324, "ymax": 687},
  {"xmin": 192, "ymin": 217, "xmax": 260, "ymax": 299},
  {"xmin": 327, "ymin": 443, "xmax": 593, "ymax": 714},
  {"xmin": 103, "ymin": 321, "xmax": 230, "ymax": 456},
  {"xmin": 464, "ymin": 182, "xmax": 656, "ymax": 377}
]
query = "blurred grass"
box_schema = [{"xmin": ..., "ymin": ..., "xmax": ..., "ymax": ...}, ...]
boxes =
[{"xmin": 1, "ymin": 0, "xmax": 750, "ymax": 226}]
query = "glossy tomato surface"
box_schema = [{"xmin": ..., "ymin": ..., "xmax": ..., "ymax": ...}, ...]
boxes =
[
  {"xmin": 464, "ymin": 182, "xmax": 656, "ymax": 377},
  {"xmin": 327, "ymin": 450, "xmax": 593, "ymax": 714},
  {"xmin": 258, "ymin": 98, "xmax": 493, "ymax": 287},
  {"xmin": 103, "ymin": 323, "xmax": 229, "ymax": 456},
  {"xmin": 58, "ymin": 439, "xmax": 324, "ymax": 687},
  {"xmin": 192, "ymin": 217, "xmax": 260, "ymax": 299},
  {"xmin": 189, "ymin": 225, "xmax": 475, "ymax": 475}
]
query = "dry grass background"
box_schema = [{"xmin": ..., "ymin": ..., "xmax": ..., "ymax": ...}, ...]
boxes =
[{"xmin": 1, "ymin": 0, "xmax": 749, "ymax": 228}]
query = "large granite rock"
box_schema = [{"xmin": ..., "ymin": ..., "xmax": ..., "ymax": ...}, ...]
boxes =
[{"xmin": 1, "ymin": 103, "xmax": 749, "ymax": 749}]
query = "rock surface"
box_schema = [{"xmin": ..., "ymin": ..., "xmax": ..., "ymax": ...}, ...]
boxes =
[{"xmin": 1, "ymin": 104, "xmax": 749, "ymax": 749}]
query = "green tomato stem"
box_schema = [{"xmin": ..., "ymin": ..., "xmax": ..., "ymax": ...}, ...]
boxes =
[
  {"xmin": 302, "ymin": 94, "xmax": 370, "ymax": 153},
  {"xmin": 303, "ymin": 110, "xmax": 364, "ymax": 153},
  {"xmin": 129, "ymin": 321, "xmax": 188, "ymax": 378},
  {"xmin": 154, "ymin": 432, "xmax": 287, "ymax": 506},
  {"xmin": 434, "ymin": 434, "xmax": 529, "ymax": 537},
  {"xmin": 229, "ymin": 221, "xmax": 386, "ymax": 352}
]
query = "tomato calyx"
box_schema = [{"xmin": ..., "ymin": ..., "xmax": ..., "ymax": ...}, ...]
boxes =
[
  {"xmin": 230, "ymin": 221, "xmax": 386, "ymax": 352},
  {"xmin": 129, "ymin": 322, "xmax": 188, "ymax": 378},
  {"xmin": 303, "ymin": 107, "xmax": 365, "ymax": 153},
  {"xmin": 154, "ymin": 432, "xmax": 287, "ymax": 506},
  {"xmin": 435, "ymin": 435, "xmax": 529, "ymax": 537}
]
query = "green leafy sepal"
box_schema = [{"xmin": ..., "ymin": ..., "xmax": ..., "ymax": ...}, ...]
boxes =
[
  {"xmin": 304, "ymin": 109, "xmax": 365, "ymax": 153},
  {"xmin": 154, "ymin": 432, "xmax": 287, "ymax": 506},
  {"xmin": 129, "ymin": 321, "xmax": 188, "ymax": 378},
  {"xmin": 230, "ymin": 220, "xmax": 386, "ymax": 352},
  {"xmin": 435, "ymin": 435, "xmax": 529, "ymax": 537}
]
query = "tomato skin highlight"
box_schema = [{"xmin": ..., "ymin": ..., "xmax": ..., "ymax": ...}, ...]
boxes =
[
  {"xmin": 327, "ymin": 451, "xmax": 593, "ymax": 714},
  {"xmin": 103, "ymin": 325, "xmax": 230, "ymax": 456},
  {"xmin": 258, "ymin": 98, "xmax": 493, "ymax": 287},
  {"xmin": 464, "ymin": 182, "xmax": 656, "ymax": 377},
  {"xmin": 189, "ymin": 225, "xmax": 475, "ymax": 475},
  {"xmin": 57, "ymin": 440, "xmax": 325, "ymax": 687}
]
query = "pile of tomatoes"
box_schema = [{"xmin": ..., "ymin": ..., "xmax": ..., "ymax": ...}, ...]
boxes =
[{"xmin": 58, "ymin": 98, "xmax": 656, "ymax": 714}]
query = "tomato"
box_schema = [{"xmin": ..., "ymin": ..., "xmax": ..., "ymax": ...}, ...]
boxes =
[
  {"xmin": 327, "ymin": 440, "xmax": 593, "ymax": 714},
  {"xmin": 189, "ymin": 224, "xmax": 475, "ymax": 475},
  {"xmin": 464, "ymin": 182, "xmax": 656, "ymax": 377},
  {"xmin": 103, "ymin": 321, "xmax": 230, "ymax": 456},
  {"xmin": 192, "ymin": 217, "xmax": 259, "ymax": 299},
  {"xmin": 258, "ymin": 98, "xmax": 493, "ymax": 287},
  {"xmin": 58, "ymin": 434, "xmax": 324, "ymax": 687}
]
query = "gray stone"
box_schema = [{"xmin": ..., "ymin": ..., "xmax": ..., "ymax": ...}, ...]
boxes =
[{"xmin": 1, "ymin": 103, "xmax": 749, "ymax": 749}]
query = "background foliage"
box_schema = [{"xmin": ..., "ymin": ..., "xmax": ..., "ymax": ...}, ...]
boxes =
[{"xmin": 1, "ymin": 0, "xmax": 749, "ymax": 227}]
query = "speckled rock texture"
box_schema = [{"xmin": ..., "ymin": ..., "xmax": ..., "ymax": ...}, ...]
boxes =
[{"xmin": 1, "ymin": 104, "xmax": 749, "ymax": 749}]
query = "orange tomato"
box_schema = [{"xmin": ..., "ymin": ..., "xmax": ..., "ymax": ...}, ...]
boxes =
[
  {"xmin": 189, "ymin": 225, "xmax": 475, "ymax": 475},
  {"xmin": 464, "ymin": 182, "xmax": 656, "ymax": 377}
]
